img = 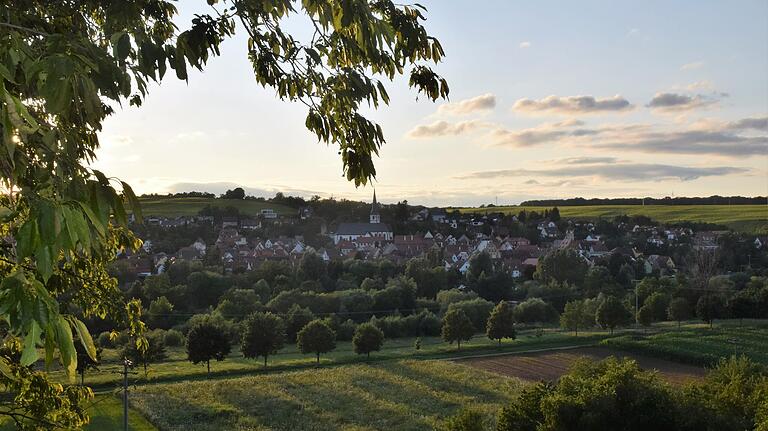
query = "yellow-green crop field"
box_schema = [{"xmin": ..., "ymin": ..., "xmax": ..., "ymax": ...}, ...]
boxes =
[{"xmin": 452, "ymin": 205, "xmax": 768, "ymax": 234}]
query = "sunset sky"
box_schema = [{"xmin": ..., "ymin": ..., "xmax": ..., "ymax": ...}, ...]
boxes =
[{"xmin": 94, "ymin": 0, "xmax": 768, "ymax": 206}]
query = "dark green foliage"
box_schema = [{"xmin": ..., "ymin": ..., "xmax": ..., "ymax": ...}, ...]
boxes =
[
  {"xmin": 285, "ymin": 305, "xmax": 316, "ymax": 342},
  {"xmin": 297, "ymin": 319, "xmax": 337, "ymax": 363},
  {"xmin": 637, "ymin": 304, "xmax": 654, "ymax": 327},
  {"xmin": 352, "ymin": 323, "xmax": 385, "ymax": 358},
  {"xmin": 644, "ymin": 292, "xmax": 671, "ymax": 321},
  {"xmin": 513, "ymin": 298, "xmax": 559, "ymax": 324},
  {"xmin": 447, "ymin": 298, "xmax": 494, "ymax": 330},
  {"xmin": 441, "ymin": 309, "xmax": 475, "ymax": 350},
  {"xmin": 486, "ymin": 301, "xmax": 516, "ymax": 344},
  {"xmin": 439, "ymin": 408, "xmax": 487, "ymax": 431},
  {"xmin": 241, "ymin": 312, "xmax": 285, "ymax": 367},
  {"xmin": 559, "ymin": 300, "xmax": 594, "ymax": 336},
  {"xmin": 147, "ymin": 296, "xmax": 175, "ymax": 329},
  {"xmin": 496, "ymin": 383, "xmax": 550, "ymax": 431},
  {"xmin": 596, "ymin": 296, "xmax": 632, "ymax": 334},
  {"xmin": 370, "ymin": 310, "xmax": 441, "ymax": 338},
  {"xmin": 535, "ymin": 249, "xmax": 588, "ymax": 285},
  {"xmin": 215, "ymin": 289, "xmax": 264, "ymax": 321},
  {"xmin": 186, "ymin": 320, "xmax": 232, "ymax": 375},
  {"xmin": 163, "ymin": 329, "xmax": 184, "ymax": 347},
  {"xmin": 696, "ymin": 295, "xmax": 728, "ymax": 327},
  {"xmin": 667, "ymin": 297, "xmax": 692, "ymax": 326}
]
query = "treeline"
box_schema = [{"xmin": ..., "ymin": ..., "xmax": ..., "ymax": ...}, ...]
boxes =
[{"xmin": 520, "ymin": 195, "xmax": 766, "ymax": 206}]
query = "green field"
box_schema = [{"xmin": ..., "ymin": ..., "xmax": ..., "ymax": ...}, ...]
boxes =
[
  {"xmin": 65, "ymin": 330, "xmax": 605, "ymax": 389},
  {"xmin": 136, "ymin": 197, "xmax": 295, "ymax": 217},
  {"xmin": 602, "ymin": 322, "xmax": 768, "ymax": 367},
  {"xmin": 453, "ymin": 204, "xmax": 768, "ymax": 234},
  {"xmin": 130, "ymin": 359, "xmax": 521, "ymax": 431}
]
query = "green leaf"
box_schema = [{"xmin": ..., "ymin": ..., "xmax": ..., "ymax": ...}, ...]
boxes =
[
  {"xmin": 122, "ymin": 181, "xmax": 143, "ymax": 223},
  {"xmin": 70, "ymin": 317, "xmax": 97, "ymax": 361},
  {"xmin": 54, "ymin": 316, "xmax": 77, "ymax": 379},
  {"xmin": 77, "ymin": 201, "xmax": 105, "ymax": 237},
  {"xmin": 20, "ymin": 321, "xmax": 41, "ymax": 366}
]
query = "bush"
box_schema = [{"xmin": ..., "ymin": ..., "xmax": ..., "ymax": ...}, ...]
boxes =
[
  {"xmin": 369, "ymin": 310, "xmax": 441, "ymax": 338},
  {"xmin": 446, "ymin": 298, "xmax": 494, "ymax": 331},
  {"xmin": 439, "ymin": 408, "xmax": 487, "ymax": 431},
  {"xmin": 97, "ymin": 331, "xmax": 114, "ymax": 348},
  {"xmin": 164, "ymin": 329, "xmax": 184, "ymax": 347},
  {"xmin": 513, "ymin": 298, "xmax": 559, "ymax": 324}
]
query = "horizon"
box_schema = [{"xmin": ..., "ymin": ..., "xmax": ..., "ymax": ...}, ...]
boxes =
[{"xmin": 94, "ymin": 0, "xmax": 767, "ymax": 206}]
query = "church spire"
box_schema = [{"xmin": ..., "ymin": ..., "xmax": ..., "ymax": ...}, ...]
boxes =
[{"xmin": 370, "ymin": 189, "xmax": 381, "ymax": 224}]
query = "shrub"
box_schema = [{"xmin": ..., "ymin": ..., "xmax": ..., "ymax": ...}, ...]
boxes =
[
  {"xmin": 513, "ymin": 298, "xmax": 559, "ymax": 324},
  {"xmin": 241, "ymin": 312, "xmax": 285, "ymax": 367},
  {"xmin": 352, "ymin": 323, "xmax": 385, "ymax": 358},
  {"xmin": 447, "ymin": 298, "xmax": 494, "ymax": 331},
  {"xmin": 297, "ymin": 319, "xmax": 336, "ymax": 363},
  {"xmin": 164, "ymin": 329, "xmax": 184, "ymax": 347},
  {"xmin": 439, "ymin": 408, "xmax": 487, "ymax": 431},
  {"xmin": 441, "ymin": 309, "xmax": 474, "ymax": 350},
  {"xmin": 97, "ymin": 331, "xmax": 114, "ymax": 348}
]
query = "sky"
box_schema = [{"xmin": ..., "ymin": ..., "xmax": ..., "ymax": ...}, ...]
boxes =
[{"xmin": 94, "ymin": 0, "xmax": 768, "ymax": 206}]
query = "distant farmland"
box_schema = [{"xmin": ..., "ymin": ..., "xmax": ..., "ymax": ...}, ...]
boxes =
[
  {"xmin": 136, "ymin": 197, "xmax": 295, "ymax": 217},
  {"xmin": 452, "ymin": 205, "xmax": 768, "ymax": 234}
]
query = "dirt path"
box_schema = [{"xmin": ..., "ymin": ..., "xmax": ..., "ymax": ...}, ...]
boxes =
[{"xmin": 455, "ymin": 347, "xmax": 705, "ymax": 385}]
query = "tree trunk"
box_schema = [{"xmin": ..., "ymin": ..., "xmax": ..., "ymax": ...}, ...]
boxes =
[
  {"xmin": 457, "ymin": 340, "xmax": 461, "ymax": 351},
  {"xmin": 207, "ymin": 360, "xmax": 210, "ymax": 376},
  {"xmin": 316, "ymin": 352, "xmax": 320, "ymax": 364},
  {"xmin": 575, "ymin": 327, "xmax": 578, "ymax": 337},
  {"xmin": 80, "ymin": 371, "xmax": 85, "ymax": 386},
  {"xmin": 367, "ymin": 352, "xmax": 370, "ymax": 359},
  {"xmin": 264, "ymin": 356, "xmax": 268, "ymax": 368},
  {"xmin": 498, "ymin": 339, "xmax": 502, "ymax": 347}
]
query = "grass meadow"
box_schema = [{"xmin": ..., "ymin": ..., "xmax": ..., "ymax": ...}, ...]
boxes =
[
  {"xmin": 130, "ymin": 359, "xmax": 522, "ymax": 431},
  {"xmin": 453, "ymin": 204, "xmax": 768, "ymax": 233}
]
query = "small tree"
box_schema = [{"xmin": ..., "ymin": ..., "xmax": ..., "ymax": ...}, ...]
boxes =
[
  {"xmin": 75, "ymin": 340, "xmax": 102, "ymax": 386},
  {"xmin": 637, "ymin": 304, "xmax": 654, "ymax": 328},
  {"xmin": 667, "ymin": 297, "xmax": 692, "ymax": 328},
  {"xmin": 122, "ymin": 333, "xmax": 168, "ymax": 377},
  {"xmin": 147, "ymin": 296, "xmax": 174, "ymax": 329},
  {"xmin": 297, "ymin": 320, "xmax": 337, "ymax": 364},
  {"xmin": 439, "ymin": 408, "xmax": 487, "ymax": 431},
  {"xmin": 596, "ymin": 296, "xmax": 632, "ymax": 335},
  {"xmin": 241, "ymin": 312, "xmax": 286, "ymax": 368},
  {"xmin": 696, "ymin": 295, "xmax": 727, "ymax": 328},
  {"xmin": 560, "ymin": 300, "xmax": 594, "ymax": 336},
  {"xmin": 352, "ymin": 323, "xmax": 384, "ymax": 358},
  {"xmin": 285, "ymin": 304, "xmax": 316, "ymax": 342},
  {"xmin": 486, "ymin": 301, "xmax": 516, "ymax": 345},
  {"xmin": 442, "ymin": 309, "xmax": 475, "ymax": 350},
  {"xmin": 186, "ymin": 321, "xmax": 232, "ymax": 376}
]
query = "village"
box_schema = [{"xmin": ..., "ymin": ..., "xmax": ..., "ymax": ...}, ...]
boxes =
[{"xmin": 115, "ymin": 192, "xmax": 761, "ymax": 282}]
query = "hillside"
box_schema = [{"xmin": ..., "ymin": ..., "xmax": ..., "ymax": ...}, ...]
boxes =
[
  {"xmin": 136, "ymin": 196, "xmax": 295, "ymax": 217},
  {"xmin": 452, "ymin": 204, "xmax": 768, "ymax": 234}
]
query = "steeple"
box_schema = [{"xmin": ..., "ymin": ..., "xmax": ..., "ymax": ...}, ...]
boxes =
[{"xmin": 370, "ymin": 189, "xmax": 381, "ymax": 224}]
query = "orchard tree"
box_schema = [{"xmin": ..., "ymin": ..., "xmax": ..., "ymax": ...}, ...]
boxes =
[
  {"xmin": 535, "ymin": 249, "xmax": 588, "ymax": 285},
  {"xmin": 637, "ymin": 304, "xmax": 654, "ymax": 328},
  {"xmin": 122, "ymin": 332, "xmax": 168, "ymax": 377},
  {"xmin": 74, "ymin": 339, "xmax": 102, "ymax": 386},
  {"xmin": 241, "ymin": 312, "xmax": 286, "ymax": 368},
  {"xmin": 0, "ymin": 0, "xmax": 447, "ymax": 425},
  {"xmin": 667, "ymin": 297, "xmax": 692, "ymax": 328},
  {"xmin": 596, "ymin": 296, "xmax": 632, "ymax": 334},
  {"xmin": 696, "ymin": 295, "xmax": 727, "ymax": 328},
  {"xmin": 442, "ymin": 309, "xmax": 474, "ymax": 350},
  {"xmin": 186, "ymin": 321, "xmax": 232, "ymax": 376},
  {"xmin": 297, "ymin": 320, "xmax": 337, "ymax": 364},
  {"xmin": 352, "ymin": 323, "xmax": 384, "ymax": 358},
  {"xmin": 285, "ymin": 304, "xmax": 316, "ymax": 342},
  {"xmin": 560, "ymin": 300, "xmax": 594, "ymax": 336},
  {"xmin": 486, "ymin": 301, "xmax": 516, "ymax": 345}
]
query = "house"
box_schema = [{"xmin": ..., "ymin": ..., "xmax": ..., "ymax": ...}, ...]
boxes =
[
  {"xmin": 333, "ymin": 191, "xmax": 393, "ymax": 244},
  {"xmin": 260, "ymin": 208, "xmax": 278, "ymax": 219},
  {"xmin": 693, "ymin": 231, "xmax": 725, "ymax": 250},
  {"xmin": 240, "ymin": 218, "xmax": 260, "ymax": 230},
  {"xmin": 644, "ymin": 255, "xmax": 676, "ymax": 275},
  {"xmin": 430, "ymin": 208, "xmax": 447, "ymax": 223},
  {"xmin": 222, "ymin": 217, "xmax": 239, "ymax": 228},
  {"xmin": 299, "ymin": 207, "xmax": 313, "ymax": 220}
]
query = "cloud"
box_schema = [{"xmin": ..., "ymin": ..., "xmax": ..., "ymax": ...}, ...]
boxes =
[
  {"xmin": 519, "ymin": 41, "xmax": 531, "ymax": 48},
  {"xmin": 456, "ymin": 162, "xmax": 747, "ymax": 182},
  {"xmin": 680, "ymin": 61, "xmax": 704, "ymax": 71},
  {"xmin": 437, "ymin": 93, "xmax": 496, "ymax": 115},
  {"xmin": 555, "ymin": 156, "xmax": 619, "ymax": 165},
  {"xmin": 488, "ymin": 115, "xmax": 767, "ymax": 156},
  {"xmin": 407, "ymin": 120, "xmax": 493, "ymax": 138},
  {"xmin": 647, "ymin": 92, "xmax": 720, "ymax": 111},
  {"xmin": 728, "ymin": 116, "xmax": 768, "ymax": 131},
  {"xmin": 512, "ymin": 95, "xmax": 633, "ymax": 115}
]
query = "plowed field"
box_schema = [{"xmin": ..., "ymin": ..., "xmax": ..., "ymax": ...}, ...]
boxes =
[{"xmin": 456, "ymin": 347, "xmax": 705, "ymax": 385}]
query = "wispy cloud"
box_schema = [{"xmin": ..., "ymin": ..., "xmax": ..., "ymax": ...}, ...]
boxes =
[
  {"xmin": 647, "ymin": 92, "xmax": 721, "ymax": 112},
  {"xmin": 519, "ymin": 41, "xmax": 531, "ymax": 49},
  {"xmin": 437, "ymin": 93, "xmax": 496, "ymax": 115},
  {"xmin": 407, "ymin": 120, "xmax": 494, "ymax": 138},
  {"xmin": 680, "ymin": 61, "xmax": 704, "ymax": 71},
  {"xmin": 512, "ymin": 95, "xmax": 633, "ymax": 115},
  {"xmin": 456, "ymin": 161, "xmax": 748, "ymax": 182}
]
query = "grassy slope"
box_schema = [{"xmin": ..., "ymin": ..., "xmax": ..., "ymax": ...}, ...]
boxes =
[
  {"xmin": 66, "ymin": 330, "xmax": 605, "ymax": 389},
  {"xmin": 601, "ymin": 322, "xmax": 768, "ymax": 366},
  {"xmin": 131, "ymin": 359, "xmax": 522, "ymax": 431},
  {"xmin": 452, "ymin": 205, "xmax": 768, "ymax": 234},
  {"xmin": 137, "ymin": 197, "xmax": 295, "ymax": 217}
]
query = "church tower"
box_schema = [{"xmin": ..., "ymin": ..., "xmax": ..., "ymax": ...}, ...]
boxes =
[{"xmin": 370, "ymin": 189, "xmax": 381, "ymax": 224}]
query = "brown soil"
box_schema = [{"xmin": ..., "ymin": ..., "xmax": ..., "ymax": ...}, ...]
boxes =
[{"xmin": 455, "ymin": 347, "xmax": 705, "ymax": 385}]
